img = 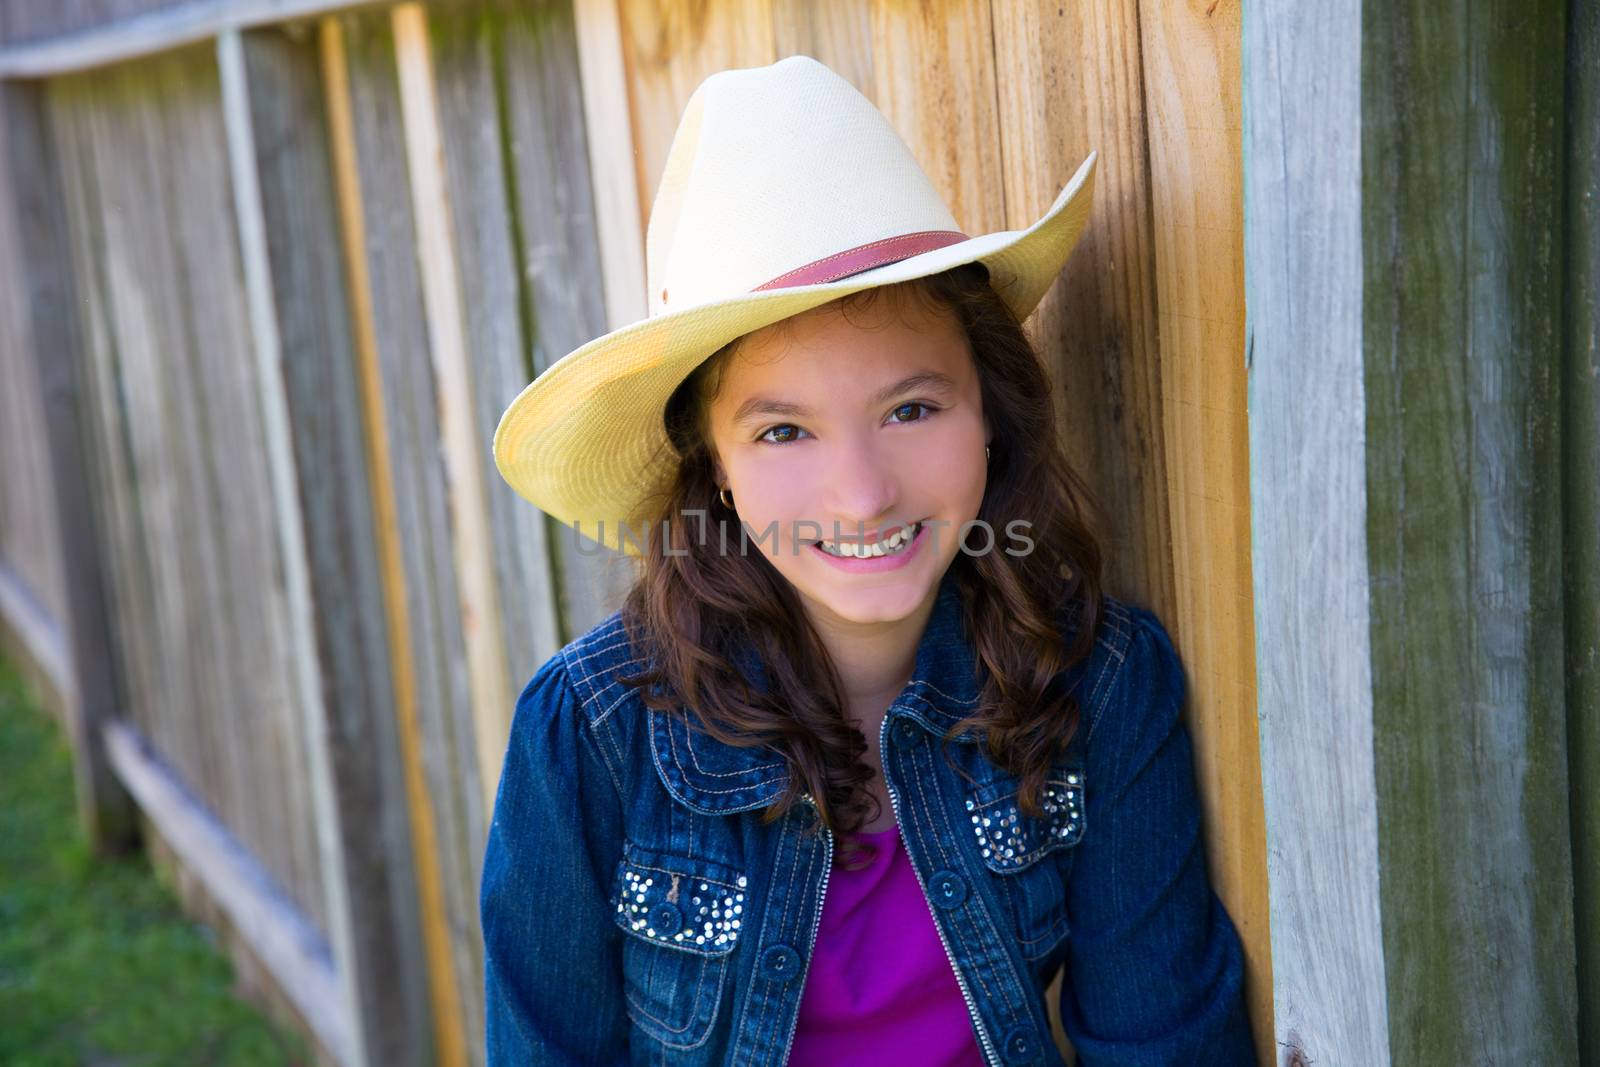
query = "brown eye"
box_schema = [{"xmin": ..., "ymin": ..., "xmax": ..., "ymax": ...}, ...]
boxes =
[
  {"xmin": 891, "ymin": 402, "xmax": 936, "ymax": 423},
  {"xmin": 757, "ymin": 424, "xmax": 806, "ymax": 445}
]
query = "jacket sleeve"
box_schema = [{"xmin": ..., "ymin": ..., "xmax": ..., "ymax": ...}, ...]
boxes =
[
  {"xmin": 480, "ymin": 653, "xmax": 629, "ymax": 1065},
  {"xmin": 1058, "ymin": 605, "xmax": 1254, "ymax": 1066}
]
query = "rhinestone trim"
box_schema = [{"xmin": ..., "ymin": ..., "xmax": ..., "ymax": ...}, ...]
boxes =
[
  {"xmin": 614, "ymin": 859, "xmax": 747, "ymax": 956},
  {"xmin": 965, "ymin": 772, "xmax": 1084, "ymax": 872}
]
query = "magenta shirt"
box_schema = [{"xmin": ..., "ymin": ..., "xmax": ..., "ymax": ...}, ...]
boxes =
[{"xmin": 787, "ymin": 822, "xmax": 986, "ymax": 1066}]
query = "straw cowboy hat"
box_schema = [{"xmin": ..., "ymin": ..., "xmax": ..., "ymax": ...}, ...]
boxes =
[{"xmin": 492, "ymin": 54, "xmax": 1098, "ymax": 554}]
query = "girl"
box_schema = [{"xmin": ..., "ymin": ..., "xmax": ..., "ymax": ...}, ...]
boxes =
[{"xmin": 483, "ymin": 55, "xmax": 1252, "ymax": 1066}]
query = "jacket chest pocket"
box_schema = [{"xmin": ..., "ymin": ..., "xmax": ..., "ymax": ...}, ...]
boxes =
[
  {"xmin": 964, "ymin": 767, "xmax": 1084, "ymax": 961},
  {"xmin": 612, "ymin": 842, "xmax": 747, "ymax": 1050}
]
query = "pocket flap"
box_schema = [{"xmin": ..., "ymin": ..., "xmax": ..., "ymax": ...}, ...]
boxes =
[
  {"xmin": 964, "ymin": 767, "xmax": 1084, "ymax": 873},
  {"xmin": 612, "ymin": 842, "xmax": 748, "ymax": 957}
]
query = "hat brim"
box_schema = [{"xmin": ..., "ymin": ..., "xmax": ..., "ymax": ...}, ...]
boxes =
[{"xmin": 493, "ymin": 150, "xmax": 1097, "ymax": 556}]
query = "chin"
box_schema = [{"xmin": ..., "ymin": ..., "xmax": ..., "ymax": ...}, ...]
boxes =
[{"xmin": 801, "ymin": 571, "xmax": 936, "ymax": 627}]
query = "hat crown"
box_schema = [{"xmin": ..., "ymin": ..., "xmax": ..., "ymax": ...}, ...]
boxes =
[{"xmin": 645, "ymin": 55, "xmax": 961, "ymax": 316}]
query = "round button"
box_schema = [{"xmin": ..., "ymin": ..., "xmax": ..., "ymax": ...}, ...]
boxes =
[
  {"xmin": 647, "ymin": 902, "xmax": 682, "ymax": 936},
  {"xmin": 929, "ymin": 869, "xmax": 967, "ymax": 908},
  {"xmin": 896, "ymin": 719, "xmax": 921, "ymax": 745},
  {"xmin": 1001, "ymin": 1024, "xmax": 1040, "ymax": 1063},
  {"xmin": 759, "ymin": 944, "xmax": 800, "ymax": 981}
]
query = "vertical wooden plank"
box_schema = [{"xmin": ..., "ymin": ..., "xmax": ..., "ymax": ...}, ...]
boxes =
[
  {"xmin": 1364, "ymin": 0, "xmax": 1575, "ymax": 1061},
  {"xmin": 225, "ymin": 24, "xmax": 458, "ymax": 1066},
  {"xmin": 86, "ymin": 60, "xmax": 234, "ymax": 841},
  {"xmin": 867, "ymin": 0, "xmax": 1004, "ymax": 237},
  {"xmin": 770, "ymin": 0, "xmax": 873, "ymax": 96},
  {"xmin": 572, "ymin": 0, "xmax": 645, "ymax": 330},
  {"xmin": 1249, "ymin": 0, "xmax": 1578, "ymax": 1061},
  {"xmin": 235, "ymin": 22, "xmax": 437, "ymax": 1065},
  {"xmin": 0, "ymin": 79, "xmax": 137, "ymax": 849},
  {"xmin": 425, "ymin": 3, "xmax": 564, "ymax": 712},
  {"xmin": 1135, "ymin": 2, "xmax": 1269, "ymax": 1056},
  {"xmin": 391, "ymin": 1, "xmax": 514, "ymax": 819},
  {"xmin": 44, "ymin": 78, "xmax": 167, "ymax": 785},
  {"xmin": 496, "ymin": 0, "xmax": 630, "ymax": 640},
  {"xmin": 990, "ymin": 0, "xmax": 1172, "ymax": 615},
  {"xmin": 320, "ymin": 15, "xmax": 475, "ymax": 1067},
  {"xmin": 1244, "ymin": 1, "xmax": 1385, "ymax": 1061},
  {"xmin": 153, "ymin": 45, "xmax": 320, "ymax": 932},
  {"xmin": 615, "ymin": 0, "xmax": 773, "ymax": 227},
  {"xmin": 1566, "ymin": 0, "xmax": 1600, "ymax": 1056}
]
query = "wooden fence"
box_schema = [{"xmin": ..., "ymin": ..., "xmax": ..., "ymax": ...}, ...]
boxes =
[{"xmin": 0, "ymin": 1, "xmax": 1592, "ymax": 1065}]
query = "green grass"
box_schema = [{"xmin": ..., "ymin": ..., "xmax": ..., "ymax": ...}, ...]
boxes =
[{"xmin": 0, "ymin": 655, "xmax": 310, "ymax": 1067}]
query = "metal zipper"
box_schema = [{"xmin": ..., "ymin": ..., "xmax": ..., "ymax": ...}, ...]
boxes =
[
  {"xmin": 878, "ymin": 713, "xmax": 1003, "ymax": 1067},
  {"xmin": 776, "ymin": 791, "xmax": 833, "ymax": 1065}
]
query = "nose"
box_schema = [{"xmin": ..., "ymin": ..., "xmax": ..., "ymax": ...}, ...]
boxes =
[{"xmin": 820, "ymin": 432, "xmax": 900, "ymax": 532}]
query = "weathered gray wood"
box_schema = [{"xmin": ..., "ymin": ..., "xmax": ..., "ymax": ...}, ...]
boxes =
[
  {"xmin": 0, "ymin": 132, "xmax": 67, "ymax": 638},
  {"xmin": 426, "ymin": 1, "xmax": 564, "ymax": 754},
  {"xmin": 226, "ymin": 24, "xmax": 433, "ymax": 1065},
  {"xmin": 45, "ymin": 77, "xmax": 169, "ymax": 781},
  {"xmin": 1364, "ymin": 4, "xmax": 1574, "ymax": 1061},
  {"xmin": 85, "ymin": 60, "xmax": 226, "ymax": 825},
  {"xmin": 1243, "ymin": 3, "xmax": 1386, "ymax": 1062},
  {"xmin": 0, "ymin": 79, "xmax": 137, "ymax": 848},
  {"xmin": 0, "ymin": 0, "xmax": 389, "ymax": 79},
  {"xmin": 101, "ymin": 718, "xmax": 352, "ymax": 1064},
  {"xmin": 336, "ymin": 12, "xmax": 487, "ymax": 1060},
  {"xmin": 0, "ymin": 0, "xmax": 187, "ymax": 49},
  {"xmin": 496, "ymin": 0, "xmax": 632, "ymax": 640},
  {"xmin": 1564, "ymin": 0, "xmax": 1599, "ymax": 1057},
  {"xmin": 1247, "ymin": 0, "xmax": 1578, "ymax": 1062},
  {"xmin": 148, "ymin": 50, "xmax": 317, "ymax": 918}
]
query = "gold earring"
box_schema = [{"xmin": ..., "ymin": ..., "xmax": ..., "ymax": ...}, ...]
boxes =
[{"xmin": 718, "ymin": 487, "xmax": 734, "ymax": 510}]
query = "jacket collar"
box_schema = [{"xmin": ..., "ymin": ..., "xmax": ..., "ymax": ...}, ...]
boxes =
[{"xmin": 649, "ymin": 568, "xmax": 984, "ymax": 814}]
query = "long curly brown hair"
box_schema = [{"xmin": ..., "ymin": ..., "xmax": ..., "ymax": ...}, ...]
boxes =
[{"xmin": 615, "ymin": 262, "xmax": 1106, "ymax": 868}]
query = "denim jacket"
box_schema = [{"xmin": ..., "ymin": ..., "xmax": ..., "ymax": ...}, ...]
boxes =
[{"xmin": 480, "ymin": 569, "xmax": 1253, "ymax": 1065}]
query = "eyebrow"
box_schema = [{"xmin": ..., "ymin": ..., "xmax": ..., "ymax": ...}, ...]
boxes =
[{"xmin": 731, "ymin": 371, "xmax": 960, "ymax": 427}]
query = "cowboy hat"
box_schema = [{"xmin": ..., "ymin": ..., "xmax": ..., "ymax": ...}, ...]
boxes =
[{"xmin": 492, "ymin": 54, "xmax": 1097, "ymax": 555}]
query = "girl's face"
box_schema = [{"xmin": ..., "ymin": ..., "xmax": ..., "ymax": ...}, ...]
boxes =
[{"xmin": 706, "ymin": 288, "xmax": 991, "ymax": 630}]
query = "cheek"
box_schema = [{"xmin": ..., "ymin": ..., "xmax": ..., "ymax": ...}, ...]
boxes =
[
  {"xmin": 724, "ymin": 455, "xmax": 822, "ymax": 522},
  {"xmin": 899, "ymin": 425, "xmax": 987, "ymax": 511}
]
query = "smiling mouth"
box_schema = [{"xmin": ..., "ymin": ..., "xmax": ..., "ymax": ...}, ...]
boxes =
[{"xmin": 810, "ymin": 521, "xmax": 924, "ymax": 559}]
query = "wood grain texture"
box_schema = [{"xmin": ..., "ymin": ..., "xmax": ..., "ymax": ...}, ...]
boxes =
[
  {"xmin": 226, "ymin": 26, "xmax": 441, "ymax": 1065},
  {"xmin": 1364, "ymin": 1, "xmax": 1575, "ymax": 1060},
  {"xmin": 45, "ymin": 78, "xmax": 170, "ymax": 812},
  {"xmin": 0, "ymin": 0, "xmax": 394, "ymax": 78},
  {"xmin": 81, "ymin": 58, "xmax": 285, "ymax": 902},
  {"xmin": 991, "ymin": 0, "xmax": 1171, "ymax": 616},
  {"xmin": 1566, "ymin": 0, "xmax": 1599, "ymax": 1056},
  {"xmin": 329, "ymin": 13, "xmax": 486, "ymax": 1062},
  {"xmin": 318, "ymin": 16, "xmax": 470, "ymax": 1067},
  {"xmin": 572, "ymin": 0, "xmax": 646, "ymax": 330},
  {"xmin": 154, "ymin": 46, "xmax": 319, "ymax": 932},
  {"xmin": 1243, "ymin": 1, "xmax": 1386, "ymax": 1062},
  {"xmin": 392, "ymin": 2, "xmax": 514, "ymax": 824},
  {"xmin": 867, "ymin": 0, "xmax": 1003, "ymax": 237},
  {"xmin": 770, "ymin": 0, "xmax": 872, "ymax": 96},
  {"xmin": 1135, "ymin": 2, "xmax": 1269, "ymax": 1058},
  {"xmin": 616, "ymin": 0, "xmax": 773, "ymax": 237},
  {"xmin": 425, "ymin": 1, "xmax": 567, "ymax": 714},
  {"xmin": 0, "ymin": 91, "xmax": 69, "ymax": 635},
  {"xmin": 0, "ymin": 80, "xmax": 137, "ymax": 848},
  {"xmin": 495, "ymin": 0, "xmax": 631, "ymax": 641}
]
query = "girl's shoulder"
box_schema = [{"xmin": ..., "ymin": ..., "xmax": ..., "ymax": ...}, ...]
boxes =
[
  {"xmin": 1068, "ymin": 593, "xmax": 1189, "ymax": 756},
  {"xmin": 516, "ymin": 606, "xmax": 649, "ymax": 726}
]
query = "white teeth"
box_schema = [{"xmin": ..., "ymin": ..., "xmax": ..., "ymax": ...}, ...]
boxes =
[{"xmin": 817, "ymin": 522, "xmax": 920, "ymax": 558}]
